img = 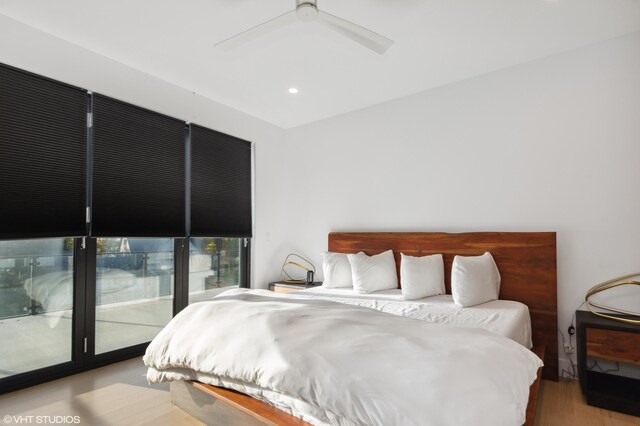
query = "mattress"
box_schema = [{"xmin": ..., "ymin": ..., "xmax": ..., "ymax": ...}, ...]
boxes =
[{"xmin": 297, "ymin": 287, "xmax": 533, "ymax": 348}]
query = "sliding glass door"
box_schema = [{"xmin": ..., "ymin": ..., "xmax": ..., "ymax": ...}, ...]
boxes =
[
  {"xmin": 94, "ymin": 238, "xmax": 175, "ymax": 354},
  {"xmin": 0, "ymin": 239, "xmax": 74, "ymax": 378},
  {"xmin": 0, "ymin": 236, "xmax": 179, "ymax": 391},
  {"xmin": 0, "ymin": 235, "xmax": 248, "ymax": 393}
]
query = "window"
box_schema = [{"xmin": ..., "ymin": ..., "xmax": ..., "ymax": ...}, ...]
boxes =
[
  {"xmin": 91, "ymin": 94, "xmax": 186, "ymax": 237},
  {"xmin": 0, "ymin": 63, "xmax": 87, "ymax": 240},
  {"xmin": 0, "ymin": 239, "xmax": 73, "ymax": 378},
  {"xmin": 94, "ymin": 238, "xmax": 174, "ymax": 354},
  {"xmin": 188, "ymin": 237, "xmax": 243, "ymax": 304},
  {"xmin": 190, "ymin": 125, "xmax": 252, "ymax": 238},
  {"xmin": 0, "ymin": 62, "xmax": 253, "ymax": 393}
]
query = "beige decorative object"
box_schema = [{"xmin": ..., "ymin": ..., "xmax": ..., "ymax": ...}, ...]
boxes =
[
  {"xmin": 280, "ymin": 253, "xmax": 316, "ymax": 284},
  {"xmin": 585, "ymin": 272, "xmax": 640, "ymax": 325}
]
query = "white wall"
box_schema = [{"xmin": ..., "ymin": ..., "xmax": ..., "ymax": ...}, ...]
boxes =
[
  {"xmin": 284, "ymin": 32, "xmax": 640, "ymax": 370},
  {"xmin": 0, "ymin": 15, "xmax": 290, "ymax": 287}
]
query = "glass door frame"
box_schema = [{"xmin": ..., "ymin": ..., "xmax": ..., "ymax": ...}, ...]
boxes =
[
  {"xmin": 83, "ymin": 237, "xmax": 187, "ymax": 366},
  {"xmin": 0, "ymin": 239, "xmax": 87, "ymax": 393}
]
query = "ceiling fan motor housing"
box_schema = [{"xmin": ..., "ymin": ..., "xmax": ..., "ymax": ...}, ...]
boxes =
[{"xmin": 296, "ymin": 0, "xmax": 318, "ymax": 21}]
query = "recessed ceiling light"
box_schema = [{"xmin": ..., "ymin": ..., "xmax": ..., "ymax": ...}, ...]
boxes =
[{"xmin": 288, "ymin": 87, "xmax": 299, "ymax": 94}]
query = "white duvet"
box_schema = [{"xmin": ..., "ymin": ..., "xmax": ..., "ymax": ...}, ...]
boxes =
[
  {"xmin": 144, "ymin": 289, "xmax": 542, "ymax": 426},
  {"xmin": 298, "ymin": 287, "xmax": 533, "ymax": 348}
]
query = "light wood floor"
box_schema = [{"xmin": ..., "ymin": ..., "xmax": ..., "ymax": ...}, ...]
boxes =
[
  {"xmin": 0, "ymin": 358, "xmax": 203, "ymax": 426},
  {"xmin": 534, "ymin": 379, "xmax": 640, "ymax": 426},
  {"xmin": 0, "ymin": 358, "xmax": 638, "ymax": 425}
]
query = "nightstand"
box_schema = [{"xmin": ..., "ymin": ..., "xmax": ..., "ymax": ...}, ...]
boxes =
[
  {"xmin": 576, "ymin": 310, "xmax": 640, "ymax": 417},
  {"xmin": 268, "ymin": 281, "xmax": 322, "ymax": 294}
]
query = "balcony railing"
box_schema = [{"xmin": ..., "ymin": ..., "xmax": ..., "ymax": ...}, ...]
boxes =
[{"xmin": 0, "ymin": 249, "xmax": 241, "ymax": 321}]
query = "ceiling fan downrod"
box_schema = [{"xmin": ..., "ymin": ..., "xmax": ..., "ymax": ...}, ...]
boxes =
[{"xmin": 296, "ymin": 0, "xmax": 319, "ymax": 22}]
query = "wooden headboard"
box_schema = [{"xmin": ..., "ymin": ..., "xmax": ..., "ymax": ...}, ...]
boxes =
[{"xmin": 328, "ymin": 232, "xmax": 558, "ymax": 381}]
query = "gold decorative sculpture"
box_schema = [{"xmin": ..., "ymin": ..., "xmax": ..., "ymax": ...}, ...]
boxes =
[
  {"xmin": 585, "ymin": 272, "xmax": 640, "ymax": 325},
  {"xmin": 280, "ymin": 253, "xmax": 316, "ymax": 284}
]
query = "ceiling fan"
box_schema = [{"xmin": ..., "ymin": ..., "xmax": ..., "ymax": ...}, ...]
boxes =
[{"xmin": 215, "ymin": 0, "xmax": 394, "ymax": 54}]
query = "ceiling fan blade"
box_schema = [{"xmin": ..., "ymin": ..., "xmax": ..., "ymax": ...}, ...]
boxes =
[
  {"xmin": 215, "ymin": 10, "xmax": 297, "ymax": 49},
  {"xmin": 316, "ymin": 11, "xmax": 393, "ymax": 54}
]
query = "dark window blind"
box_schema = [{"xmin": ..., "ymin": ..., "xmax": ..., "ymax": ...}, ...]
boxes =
[
  {"xmin": 0, "ymin": 64, "xmax": 87, "ymax": 239},
  {"xmin": 91, "ymin": 94, "xmax": 186, "ymax": 237},
  {"xmin": 190, "ymin": 125, "xmax": 252, "ymax": 237}
]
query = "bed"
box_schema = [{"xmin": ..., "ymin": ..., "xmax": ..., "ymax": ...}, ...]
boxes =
[{"xmin": 145, "ymin": 231, "xmax": 558, "ymax": 425}]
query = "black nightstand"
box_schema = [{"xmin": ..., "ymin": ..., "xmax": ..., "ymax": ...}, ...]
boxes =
[
  {"xmin": 576, "ymin": 310, "xmax": 640, "ymax": 417},
  {"xmin": 268, "ymin": 281, "xmax": 322, "ymax": 294}
]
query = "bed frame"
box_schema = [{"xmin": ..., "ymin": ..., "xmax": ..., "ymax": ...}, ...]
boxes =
[{"xmin": 171, "ymin": 231, "xmax": 558, "ymax": 425}]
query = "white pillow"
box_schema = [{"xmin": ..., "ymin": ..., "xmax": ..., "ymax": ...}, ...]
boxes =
[
  {"xmin": 451, "ymin": 252, "xmax": 501, "ymax": 307},
  {"xmin": 347, "ymin": 250, "xmax": 398, "ymax": 294},
  {"xmin": 321, "ymin": 252, "xmax": 353, "ymax": 288},
  {"xmin": 400, "ymin": 253, "xmax": 445, "ymax": 300}
]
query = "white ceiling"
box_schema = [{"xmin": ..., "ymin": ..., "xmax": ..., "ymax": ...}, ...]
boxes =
[{"xmin": 0, "ymin": 0, "xmax": 639, "ymax": 128}]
